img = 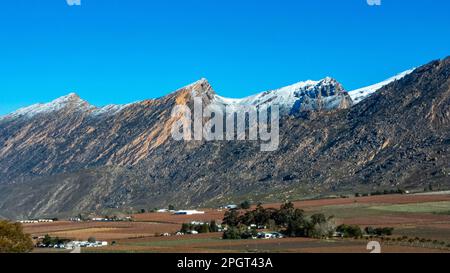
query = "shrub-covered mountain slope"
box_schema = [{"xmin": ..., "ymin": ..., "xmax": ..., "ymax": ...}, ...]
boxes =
[{"xmin": 0, "ymin": 57, "xmax": 449, "ymax": 218}]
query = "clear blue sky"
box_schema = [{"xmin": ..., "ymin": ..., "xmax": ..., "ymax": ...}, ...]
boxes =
[{"xmin": 0, "ymin": 0, "xmax": 449, "ymax": 114}]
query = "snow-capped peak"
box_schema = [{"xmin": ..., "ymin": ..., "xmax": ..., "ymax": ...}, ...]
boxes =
[
  {"xmin": 1, "ymin": 92, "xmax": 94, "ymax": 119},
  {"xmin": 1, "ymin": 91, "xmax": 134, "ymax": 121},
  {"xmin": 214, "ymin": 77, "xmax": 351, "ymax": 114},
  {"xmin": 215, "ymin": 79, "xmax": 321, "ymax": 105},
  {"xmin": 57, "ymin": 92, "xmax": 80, "ymax": 101},
  {"xmin": 177, "ymin": 78, "xmax": 211, "ymax": 91},
  {"xmin": 348, "ymin": 69, "xmax": 415, "ymax": 104}
]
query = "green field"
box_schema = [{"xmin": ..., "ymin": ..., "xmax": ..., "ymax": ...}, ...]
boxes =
[
  {"xmin": 308, "ymin": 203, "xmax": 387, "ymax": 218},
  {"xmin": 369, "ymin": 201, "xmax": 450, "ymax": 214}
]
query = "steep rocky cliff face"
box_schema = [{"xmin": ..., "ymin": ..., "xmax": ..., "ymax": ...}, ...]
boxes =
[{"xmin": 0, "ymin": 57, "xmax": 449, "ymax": 218}]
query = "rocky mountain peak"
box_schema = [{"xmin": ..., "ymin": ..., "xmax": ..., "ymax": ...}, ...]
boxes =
[
  {"xmin": 62, "ymin": 92, "xmax": 81, "ymax": 100},
  {"xmin": 1, "ymin": 92, "xmax": 94, "ymax": 120},
  {"xmin": 52, "ymin": 92, "xmax": 89, "ymax": 106},
  {"xmin": 188, "ymin": 78, "xmax": 215, "ymax": 97},
  {"xmin": 168, "ymin": 78, "xmax": 216, "ymax": 106},
  {"xmin": 211, "ymin": 77, "xmax": 352, "ymax": 114}
]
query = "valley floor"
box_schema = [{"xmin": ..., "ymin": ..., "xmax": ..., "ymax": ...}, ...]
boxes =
[{"xmin": 25, "ymin": 193, "xmax": 450, "ymax": 253}]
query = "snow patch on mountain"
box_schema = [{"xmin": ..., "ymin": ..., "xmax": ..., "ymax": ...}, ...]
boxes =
[
  {"xmin": 348, "ymin": 69, "xmax": 415, "ymax": 104},
  {"xmin": 215, "ymin": 79, "xmax": 320, "ymax": 107},
  {"xmin": 214, "ymin": 77, "xmax": 351, "ymax": 114},
  {"xmin": 91, "ymin": 104, "xmax": 131, "ymax": 117},
  {"xmin": 0, "ymin": 93, "xmax": 130, "ymax": 120},
  {"xmin": 1, "ymin": 93, "xmax": 94, "ymax": 120}
]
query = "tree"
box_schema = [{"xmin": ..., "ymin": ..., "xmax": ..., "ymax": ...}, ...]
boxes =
[
  {"xmin": 308, "ymin": 216, "xmax": 336, "ymax": 239},
  {"xmin": 42, "ymin": 234, "xmax": 53, "ymax": 246},
  {"xmin": 365, "ymin": 226, "xmax": 375, "ymax": 235},
  {"xmin": 241, "ymin": 228, "xmax": 258, "ymax": 239},
  {"xmin": 223, "ymin": 209, "xmax": 240, "ymax": 227},
  {"xmin": 139, "ymin": 209, "xmax": 146, "ymax": 214},
  {"xmin": 87, "ymin": 237, "xmax": 96, "ymax": 243},
  {"xmin": 285, "ymin": 216, "xmax": 307, "ymax": 237},
  {"xmin": 267, "ymin": 219, "xmax": 277, "ymax": 230},
  {"xmin": 310, "ymin": 213, "xmax": 327, "ymax": 225},
  {"xmin": 253, "ymin": 204, "xmax": 272, "ymax": 227},
  {"xmin": 168, "ymin": 205, "xmax": 175, "ymax": 211},
  {"xmin": 239, "ymin": 210, "xmax": 255, "ymax": 226},
  {"xmin": 365, "ymin": 226, "xmax": 394, "ymax": 236},
  {"xmin": 336, "ymin": 224, "xmax": 362, "ymax": 238},
  {"xmin": 240, "ymin": 201, "xmax": 251, "ymax": 210},
  {"xmin": 222, "ymin": 227, "xmax": 241, "ymax": 240},
  {"xmin": 379, "ymin": 227, "xmax": 394, "ymax": 236},
  {"xmin": 198, "ymin": 223, "xmax": 210, "ymax": 234},
  {"xmin": 181, "ymin": 223, "xmax": 191, "ymax": 233},
  {"xmin": 280, "ymin": 202, "xmax": 295, "ymax": 211},
  {"xmin": 0, "ymin": 221, "xmax": 34, "ymax": 253},
  {"xmin": 209, "ymin": 220, "xmax": 219, "ymax": 232},
  {"xmin": 275, "ymin": 202, "xmax": 305, "ymax": 228}
]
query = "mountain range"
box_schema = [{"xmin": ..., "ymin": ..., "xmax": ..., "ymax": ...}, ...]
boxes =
[{"xmin": 0, "ymin": 57, "xmax": 449, "ymax": 219}]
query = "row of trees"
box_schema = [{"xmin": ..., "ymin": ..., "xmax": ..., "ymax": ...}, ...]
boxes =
[
  {"xmin": 139, "ymin": 205, "xmax": 177, "ymax": 214},
  {"xmin": 365, "ymin": 226, "xmax": 394, "ymax": 236},
  {"xmin": 41, "ymin": 234, "xmax": 71, "ymax": 246},
  {"xmin": 335, "ymin": 224, "xmax": 363, "ymax": 238},
  {"xmin": 334, "ymin": 225, "xmax": 394, "ymax": 238},
  {"xmin": 222, "ymin": 202, "xmax": 397, "ymax": 240},
  {"xmin": 355, "ymin": 188, "xmax": 407, "ymax": 197},
  {"xmin": 180, "ymin": 220, "xmax": 220, "ymax": 234},
  {"xmin": 223, "ymin": 202, "xmax": 336, "ymax": 239}
]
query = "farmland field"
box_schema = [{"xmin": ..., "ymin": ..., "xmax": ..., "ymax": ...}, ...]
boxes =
[
  {"xmin": 24, "ymin": 193, "xmax": 450, "ymax": 253},
  {"xmin": 369, "ymin": 201, "xmax": 450, "ymax": 214}
]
